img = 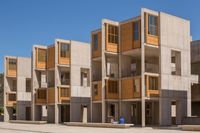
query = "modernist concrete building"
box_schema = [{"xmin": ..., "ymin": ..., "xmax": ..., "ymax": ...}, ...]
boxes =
[
  {"xmin": 32, "ymin": 39, "xmax": 91, "ymax": 124},
  {"xmin": 91, "ymin": 8, "xmax": 196, "ymax": 126},
  {"xmin": 4, "ymin": 56, "xmax": 31, "ymax": 121},
  {"xmin": 191, "ymin": 40, "xmax": 200, "ymax": 116}
]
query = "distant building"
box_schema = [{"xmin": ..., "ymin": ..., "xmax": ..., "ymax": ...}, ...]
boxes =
[
  {"xmin": 4, "ymin": 56, "xmax": 31, "ymax": 121},
  {"xmin": 0, "ymin": 73, "xmax": 3, "ymax": 107}
]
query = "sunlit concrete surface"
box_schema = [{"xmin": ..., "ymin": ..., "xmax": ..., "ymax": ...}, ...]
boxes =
[{"xmin": 0, "ymin": 122, "xmax": 198, "ymax": 133}]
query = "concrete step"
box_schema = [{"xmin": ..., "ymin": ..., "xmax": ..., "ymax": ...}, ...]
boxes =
[
  {"xmin": 64, "ymin": 122, "xmax": 134, "ymax": 128},
  {"xmin": 179, "ymin": 125, "xmax": 200, "ymax": 131},
  {"xmin": 9, "ymin": 120, "xmax": 47, "ymax": 124}
]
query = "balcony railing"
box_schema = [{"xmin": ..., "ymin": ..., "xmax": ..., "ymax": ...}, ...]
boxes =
[
  {"xmin": 145, "ymin": 75, "xmax": 159, "ymax": 97},
  {"xmin": 105, "ymin": 80, "xmax": 119, "ymax": 99},
  {"xmin": 58, "ymin": 87, "xmax": 70, "ymax": 103}
]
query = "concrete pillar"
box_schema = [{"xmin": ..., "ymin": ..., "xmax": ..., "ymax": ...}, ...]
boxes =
[
  {"xmin": 101, "ymin": 20, "xmax": 106, "ymax": 123},
  {"xmin": 141, "ymin": 9, "xmax": 146, "ymax": 127}
]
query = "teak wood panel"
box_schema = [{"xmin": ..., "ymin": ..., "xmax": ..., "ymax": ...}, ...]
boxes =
[
  {"xmin": 145, "ymin": 13, "xmax": 159, "ymax": 46},
  {"xmin": 47, "ymin": 46, "xmax": 55, "ymax": 69},
  {"xmin": 145, "ymin": 75, "xmax": 159, "ymax": 97},
  {"xmin": 121, "ymin": 77, "xmax": 141, "ymax": 99},
  {"xmin": 92, "ymin": 31, "xmax": 102, "ymax": 58},
  {"xmin": 58, "ymin": 43, "xmax": 70, "ymax": 65},
  {"xmin": 105, "ymin": 24, "xmax": 118, "ymax": 53},
  {"xmin": 105, "ymin": 80, "xmax": 119, "ymax": 99},
  {"xmin": 48, "ymin": 87, "xmax": 55, "ymax": 104},
  {"xmin": 6, "ymin": 92, "xmax": 16, "ymax": 107},
  {"xmin": 58, "ymin": 87, "xmax": 70, "ymax": 103},
  {"xmin": 92, "ymin": 81, "xmax": 102, "ymax": 101},
  {"xmin": 120, "ymin": 20, "xmax": 141, "ymax": 52},
  {"xmin": 35, "ymin": 89, "xmax": 47, "ymax": 105},
  {"xmin": 35, "ymin": 48, "xmax": 47, "ymax": 69},
  {"xmin": 6, "ymin": 59, "xmax": 17, "ymax": 77}
]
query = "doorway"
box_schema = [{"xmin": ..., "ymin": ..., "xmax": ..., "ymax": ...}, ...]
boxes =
[
  {"xmin": 171, "ymin": 101, "xmax": 177, "ymax": 125},
  {"xmin": 131, "ymin": 103, "xmax": 137, "ymax": 124},
  {"xmin": 26, "ymin": 107, "xmax": 31, "ymax": 120},
  {"xmin": 81, "ymin": 105, "xmax": 88, "ymax": 123},
  {"xmin": 60, "ymin": 105, "xmax": 70, "ymax": 123}
]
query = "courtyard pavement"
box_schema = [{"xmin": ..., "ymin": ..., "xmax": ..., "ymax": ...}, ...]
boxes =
[{"xmin": 0, "ymin": 122, "xmax": 197, "ymax": 133}]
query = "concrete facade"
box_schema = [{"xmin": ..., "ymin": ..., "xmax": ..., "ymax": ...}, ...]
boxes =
[
  {"xmin": 91, "ymin": 8, "xmax": 194, "ymax": 126},
  {"xmin": 4, "ymin": 56, "xmax": 31, "ymax": 122},
  {"xmin": 32, "ymin": 39, "xmax": 91, "ymax": 124}
]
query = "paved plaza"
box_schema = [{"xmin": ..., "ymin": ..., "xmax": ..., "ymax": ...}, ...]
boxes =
[{"xmin": 0, "ymin": 122, "xmax": 197, "ymax": 133}]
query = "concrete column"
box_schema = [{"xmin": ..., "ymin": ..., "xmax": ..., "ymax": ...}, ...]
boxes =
[
  {"xmin": 141, "ymin": 9, "xmax": 146, "ymax": 127},
  {"xmin": 101, "ymin": 20, "xmax": 106, "ymax": 123}
]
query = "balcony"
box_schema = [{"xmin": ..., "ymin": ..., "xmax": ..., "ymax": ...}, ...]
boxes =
[
  {"xmin": 35, "ymin": 48, "xmax": 47, "ymax": 69},
  {"xmin": 121, "ymin": 76, "xmax": 141, "ymax": 99},
  {"xmin": 145, "ymin": 75, "xmax": 159, "ymax": 97},
  {"xmin": 35, "ymin": 89, "xmax": 47, "ymax": 105},
  {"xmin": 92, "ymin": 31, "xmax": 102, "ymax": 58},
  {"xmin": 58, "ymin": 43, "xmax": 70, "ymax": 65},
  {"xmin": 6, "ymin": 92, "xmax": 16, "ymax": 107},
  {"xmin": 92, "ymin": 81, "xmax": 102, "ymax": 101},
  {"xmin": 105, "ymin": 80, "xmax": 119, "ymax": 99},
  {"xmin": 58, "ymin": 87, "xmax": 70, "ymax": 103},
  {"xmin": 6, "ymin": 58, "xmax": 17, "ymax": 77}
]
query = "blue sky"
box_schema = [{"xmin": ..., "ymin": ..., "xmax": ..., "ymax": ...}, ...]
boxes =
[{"xmin": 0, "ymin": 0, "xmax": 200, "ymax": 73}]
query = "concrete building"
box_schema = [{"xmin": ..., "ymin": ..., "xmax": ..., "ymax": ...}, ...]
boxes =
[
  {"xmin": 32, "ymin": 39, "xmax": 91, "ymax": 124},
  {"xmin": 191, "ymin": 40, "xmax": 200, "ymax": 116},
  {"xmin": 91, "ymin": 8, "xmax": 196, "ymax": 126},
  {"xmin": 0, "ymin": 73, "xmax": 3, "ymax": 107},
  {"xmin": 4, "ymin": 56, "xmax": 31, "ymax": 121}
]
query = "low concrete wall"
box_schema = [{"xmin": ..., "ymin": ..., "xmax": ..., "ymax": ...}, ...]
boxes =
[
  {"xmin": 65, "ymin": 122, "xmax": 133, "ymax": 128},
  {"xmin": 182, "ymin": 116, "xmax": 200, "ymax": 125}
]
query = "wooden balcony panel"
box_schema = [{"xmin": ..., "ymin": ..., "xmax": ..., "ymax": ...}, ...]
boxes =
[
  {"xmin": 58, "ymin": 87, "xmax": 70, "ymax": 103},
  {"xmin": 35, "ymin": 89, "xmax": 47, "ymax": 105},
  {"xmin": 92, "ymin": 81, "xmax": 102, "ymax": 101},
  {"xmin": 6, "ymin": 92, "xmax": 16, "ymax": 107}
]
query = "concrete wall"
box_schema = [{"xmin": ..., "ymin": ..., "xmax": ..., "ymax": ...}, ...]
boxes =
[
  {"xmin": 17, "ymin": 57, "xmax": 31, "ymax": 101},
  {"xmin": 92, "ymin": 103, "xmax": 102, "ymax": 122},
  {"xmin": 70, "ymin": 97, "xmax": 91, "ymax": 122},
  {"xmin": 71, "ymin": 41, "xmax": 91, "ymax": 98},
  {"xmin": 159, "ymin": 11, "xmax": 191, "ymax": 125}
]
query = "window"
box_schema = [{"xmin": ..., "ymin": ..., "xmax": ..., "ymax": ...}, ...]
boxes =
[
  {"xmin": 93, "ymin": 34, "xmax": 98, "ymax": 50},
  {"xmin": 26, "ymin": 78, "xmax": 31, "ymax": 92},
  {"xmin": 108, "ymin": 25, "xmax": 118, "ymax": 44},
  {"xmin": 60, "ymin": 43, "xmax": 70, "ymax": 58},
  {"xmin": 148, "ymin": 15, "xmax": 157, "ymax": 36},
  {"xmin": 108, "ymin": 81, "xmax": 118, "ymax": 94},
  {"xmin": 60, "ymin": 72, "xmax": 70, "ymax": 85},
  {"xmin": 38, "ymin": 49, "xmax": 46, "ymax": 62},
  {"xmin": 9, "ymin": 59, "xmax": 17, "ymax": 70},
  {"xmin": 8, "ymin": 93, "xmax": 16, "ymax": 101},
  {"xmin": 149, "ymin": 77, "xmax": 158, "ymax": 90},
  {"xmin": 133, "ymin": 78, "xmax": 140, "ymax": 92},
  {"xmin": 94, "ymin": 84, "xmax": 98, "ymax": 96},
  {"xmin": 109, "ymin": 104, "xmax": 115, "ymax": 116},
  {"xmin": 12, "ymin": 79, "xmax": 17, "ymax": 91},
  {"xmin": 134, "ymin": 21, "xmax": 139, "ymax": 41},
  {"xmin": 81, "ymin": 68, "xmax": 89, "ymax": 87},
  {"xmin": 171, "ymin": 50, "xmax": 181, "ymax": 75}
]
